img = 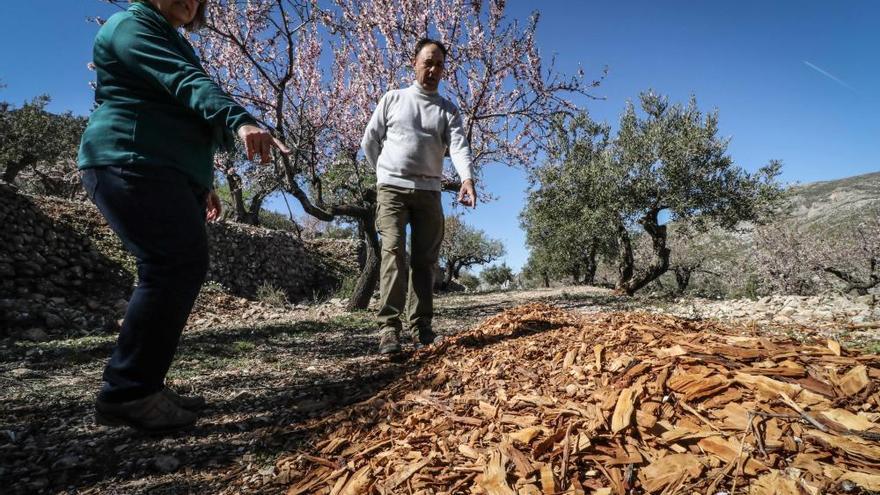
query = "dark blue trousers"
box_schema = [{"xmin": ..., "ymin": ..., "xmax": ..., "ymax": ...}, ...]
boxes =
[{"xmin": 81, "ymin": 165, "xmax": 209, "ymax": 403}]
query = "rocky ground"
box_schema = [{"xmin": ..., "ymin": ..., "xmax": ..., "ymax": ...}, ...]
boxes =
[{"xmin": 1, "ymin": 286, "xmax": 877, "ymax": 494}]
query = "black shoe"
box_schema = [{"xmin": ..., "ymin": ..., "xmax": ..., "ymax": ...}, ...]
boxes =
[
  {"xmin": 378, "ymin": 328, "xmax": 402, "ymax": 354},
  {"xmin": 162, "ymin": 387, "xmax": 206, "ymax": 411},
  {"xmin": 95, "ymin": 390, "xmax": 197, "ymax": 433}
]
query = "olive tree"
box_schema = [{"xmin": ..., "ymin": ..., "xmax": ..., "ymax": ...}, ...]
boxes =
[
  {"xmin": 524, "ymin": 92, "xmax": 784, "ymax": 295},
  {"xmin": 521, "ymin": 113, "xmax": 614, "ymax": 286},
  {"xmin": 439, "ymin": 214, "xmax": 505, "ymax": 289},
  {"xmin": 0, "ymin": 95, "xmax": 87, "ymax": 193},
  {"xmin": 481, "ymin": 263, "xmax": 514, "ymax": 288}
]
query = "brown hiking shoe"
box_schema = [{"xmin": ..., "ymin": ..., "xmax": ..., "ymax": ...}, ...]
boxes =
[
  {"xmin": 95, "ymin": 390, "xmax": 197, "ymax": 433},
  {"xmin": 378, "ymin": 327, "xmax": 402, "ymax": 355},
  {"xmin": 162, "ymin": 387, "xmax": 206, "ymax": 411}
]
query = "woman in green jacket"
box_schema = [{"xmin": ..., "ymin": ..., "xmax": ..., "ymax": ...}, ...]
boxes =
[{"xmin": 78, "ymin": 0, "xmax": 288, "ymax": 432}]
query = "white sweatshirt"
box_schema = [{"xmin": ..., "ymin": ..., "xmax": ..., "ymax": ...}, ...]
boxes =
[{"xmin": 361, "ymin": 82, "xmax": 473, "ymax": 191}]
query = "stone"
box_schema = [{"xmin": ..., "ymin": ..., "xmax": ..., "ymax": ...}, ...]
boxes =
[
  {"xmin": 29, "ymin": 478, "xmax": 49, "ymax": 491},
  {"xmin": 855, "ymin": 294, "xmax": 875, "ymax": 306},
  {"xmin": 153, "ymin": 455, "xmax": 180, "ymax": 473},
  {"xmin": 52, "ymin": 455, "xmax": 80, "ymax": 469},
  {"xmin": 45, "ymin": 313, "xmax": 64, "ymax": 329},
  {"xmin": 779, "ymin": 307, "xmax": 797, "ymax": 317},
  {"xmin": 22, "ymin": 328, "xmax": 49, "ymax": 342},
  {"xmin": 10, "ymin": 368, "xmax": 33, "ymax": 379}
]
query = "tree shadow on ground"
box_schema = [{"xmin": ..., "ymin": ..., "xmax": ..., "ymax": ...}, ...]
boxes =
[
  {"xmin": 0, "ymin": 315, "xmax": 399, "ymax": 494},
  {"xmin": 0, "ymin": 316, "xmax": 375, "ymax": 375}
]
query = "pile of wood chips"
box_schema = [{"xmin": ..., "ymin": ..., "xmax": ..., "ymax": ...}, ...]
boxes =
[{"xmin": 280, "ymin": 304, "xmax": 880, "ymax": 494}]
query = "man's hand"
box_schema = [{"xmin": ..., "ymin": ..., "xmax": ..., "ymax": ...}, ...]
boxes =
[
  {"xmin": 237, "ymin": 124, "xmax": 291, "ymax": 164},
  {"xmin": 206, "ymin": 190, "xmax": 222, "ymax": 222},
  {"xmin": 457, "ymin": 179, "xmax": 477, "ymax": 208}
]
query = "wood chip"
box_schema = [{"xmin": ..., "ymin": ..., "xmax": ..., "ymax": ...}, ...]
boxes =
[
  {"xmin": 839, "ymin": 365, "xmax": 870, "ymax": 396},
  {"xmin": 611, "ymin": 386, "xmax": 638, "ymax": 434},
  {"xmin": 478, "ymin": 449, "xmax": 515, "ymax": 495},
  {"xmin": 640, "ymin": 453, "xmax": 702, "ymax": 493},
  {"xmin": 274, "ymin": 304, "xmax": 880, "ymax": 494}
]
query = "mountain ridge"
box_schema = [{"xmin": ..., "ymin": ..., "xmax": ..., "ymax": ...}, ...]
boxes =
[{"xmin": 785, "ymin": 170, "xmax": 880, "ymax": 226}]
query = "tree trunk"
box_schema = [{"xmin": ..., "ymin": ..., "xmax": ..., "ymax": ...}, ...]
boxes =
[
  {"xmin": 355, "ymin": 222, "xmax": 367, "ymax": 269},
  {"xmin": 224, "ymin": 170, "xmax": 268, "ymax": 226},
  {"xmin": 1, "ymin": 160, "xmax": 27, "ymax": 184},
  {"xmin": 245, "ymin": 195, "xmax": 265, "ymax": 226},
  {"xmin": 226, "ymin": 170, "xmax": 249, "ymax": 222},
  {"xmin": 615, "ymin": 222, "xmax": 634, "ymax": 293},
  {"xmin": 346, "ymin": 210, "xmax": 380, "ymax": 311},
  {"xmin": 674, "ymin": 267, "xmax": 691, "ymax": 294},
  {"xmin": 442, "ymin": 260, "xmax": 457, "ymax": 290},
  {"xmin": 618, "ymin": 210, "xmax": 671, "ymax": 296},
  {"xmin": 542, "ymin": 273, "xmax": 550, "ymax": 288},
  {"xmin": 583, "ymin": 247, "xmax": 597, "ymax": 285},
  {"xmin": 570, "ymin": 265, "xmax": 581, "ymax": 285},
  {"xmin": 823, "ymin": 264, "xmax": 880, "ymax": 296}
]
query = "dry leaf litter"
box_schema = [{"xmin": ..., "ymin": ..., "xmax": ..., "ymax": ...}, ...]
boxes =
[{"xmin": 277, "ymin": 303, "xmax": 880, "ymax": 494}]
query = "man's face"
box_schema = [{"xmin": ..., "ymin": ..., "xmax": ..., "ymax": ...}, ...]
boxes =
[{"xmin": 414, "ymin": 44, "xmax": 445, "ymax": 91}]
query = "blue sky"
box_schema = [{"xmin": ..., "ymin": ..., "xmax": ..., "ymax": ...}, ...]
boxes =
[{"xmin": 1, "ymin": 1, "xmax": 877, "ymax": 271}]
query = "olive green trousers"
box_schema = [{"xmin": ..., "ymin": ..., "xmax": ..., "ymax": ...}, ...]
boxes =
[{"xmin": 375, "ymin": 184, "xmax": 444, "ymax": 334}]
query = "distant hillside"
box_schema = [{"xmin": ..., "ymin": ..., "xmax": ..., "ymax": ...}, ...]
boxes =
[{"xmin": 786, "ymin": 171, "xmax": 880, "ymax": 227}]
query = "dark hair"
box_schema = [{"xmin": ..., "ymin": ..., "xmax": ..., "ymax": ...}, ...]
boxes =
[
  {"xmin": 130, "ymin": 0, "xmax": 207, "ymax": 32},
  {"xmin": 414, "ymin": 38, "xmax": 447, "ymax": 60}
]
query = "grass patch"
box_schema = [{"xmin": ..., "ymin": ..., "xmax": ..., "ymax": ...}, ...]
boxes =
[
  {"xmin": 333, "ymin": 274, "xmax": 360, "ymax": 300},
  {"xmin": 233, "ymin": 340, "xmax": 257, "ymax": 353},
  {"xmin": 256, "ymin": 282, "xmax": 289, "ymax": 307},
  {"xmin": 329, "ymin": 312, "xmax": 373, "ymax": 330},
  {"xmin": 851, "ymin": 340, "xmax": 880, "ymax": 355}
]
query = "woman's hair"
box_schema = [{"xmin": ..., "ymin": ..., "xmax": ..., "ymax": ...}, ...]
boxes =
[{"xmin": 130, "ymin": 0, "xmax": 207, "ymax": 32}]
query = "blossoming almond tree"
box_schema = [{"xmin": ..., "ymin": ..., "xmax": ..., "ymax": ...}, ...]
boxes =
[{"xmin": 106, "ymin": 0, "xmax": 599, "ymax": 308}]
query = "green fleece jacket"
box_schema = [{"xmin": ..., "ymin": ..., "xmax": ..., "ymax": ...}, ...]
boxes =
[{"xmin": 77, "ymin": 2, "xmax": 256, "ymax": 188}]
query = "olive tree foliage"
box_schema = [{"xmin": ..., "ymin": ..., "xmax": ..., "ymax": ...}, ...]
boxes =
[
  {"xmin": 0, "ymin": 95, "xmax": 87, "ymax": 197},
  {"xmin": 523, "ymin": 91, "xmax": 784, "ymax": 295},
  {"xmin": 457, "ymin": 271, "xmax": 480, "ymax": 291},
  {"xmin": 520, "ymin": 112, "xmax": 615, "ymax": 287},
  {"xmin": 481, "ymin": 262, "xmax": 514, "ymax": 288},
  {"xmin": 439, "ymin": 214, "xmax": 505, "ymax": 289},
  {"xmin": 519, "ymin": 247, "xmax": 554, "ymax": 288}
]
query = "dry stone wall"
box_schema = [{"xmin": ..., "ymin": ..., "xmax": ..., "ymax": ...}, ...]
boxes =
[
  {"xmin": 0, "ymin": 184, "xmax": 359, "ymax": 339},
  {"xmin": 204, "ymin": 223, "xmax": 359, "ymax": 301}
]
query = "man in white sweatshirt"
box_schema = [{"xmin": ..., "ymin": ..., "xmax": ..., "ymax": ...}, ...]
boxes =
[{"xmin": 361, "ymin": 38, "xmax": 477, "ymax": 354}]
